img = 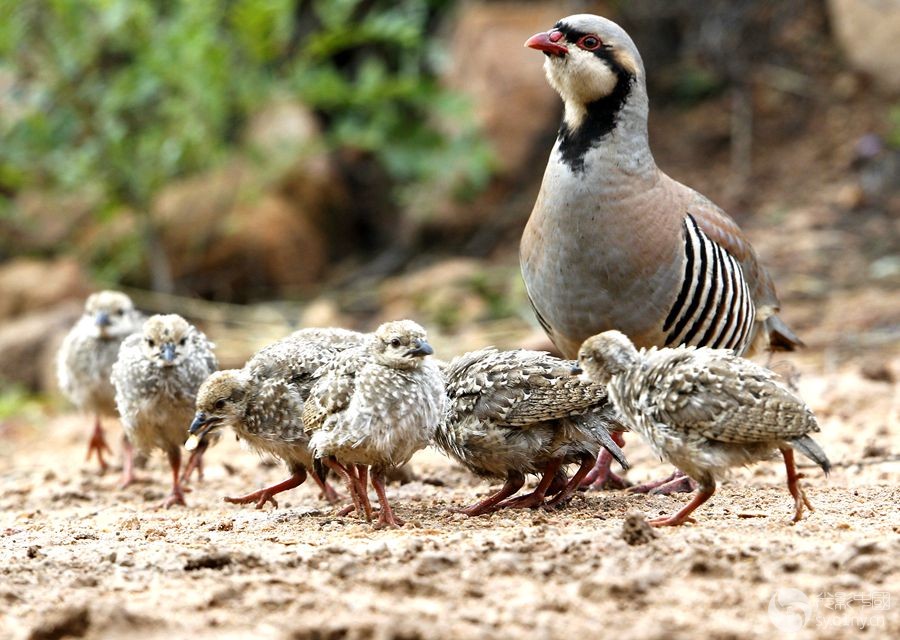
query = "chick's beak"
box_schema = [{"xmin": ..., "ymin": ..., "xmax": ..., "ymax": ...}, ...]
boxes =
[
  {"xmin": 525, "ymin": 30, "xmax": 568, "ymax": 56},
  {"xmin": 94, "ymin": 311, "xmax": 111, "ymax": 328},
  {"xmin": 161, "ymin": 343, "xmax": 176, "ymax": 363},
  {"xmin": 570, "ymin": 365, "xmax": 583, "ymax": 376},
  {"xmin": 405, "ymin": 339, "xmax": 434, "ymax": 358},
  {"xmin": 185, "ymin": 412, "xmax": 219, "ymax": 451}
]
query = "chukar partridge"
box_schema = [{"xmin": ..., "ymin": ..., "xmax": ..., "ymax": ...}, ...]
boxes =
[
  {"xmin": 302, "ymin": 320, "xmax": 446, "ymax": 528},
  {"xmin": 435, "ymin": 348, "xmax": 628, "ymax": 516},
  {"xmin": 521, "ymin": 14, "xmax": 801, "ymax": 492},
  {"xmin": 57, "ymin": 290, "xmax": 143, "ymax": 476},
  {"xmin": 186, "ymin": 331, "xmax": 364, "ymax": 508},
  {"xmin": 111, "ymin": 314, "xmax": 217, "ymax": 508},
  {"xmin": 576, "ymin": 331, "xmax": 830, "ymax": 526}
]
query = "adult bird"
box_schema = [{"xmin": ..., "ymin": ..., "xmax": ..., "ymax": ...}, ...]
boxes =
[{"xmin": 520, "ymin": 14, "xmax": 801, "ymax": 492}]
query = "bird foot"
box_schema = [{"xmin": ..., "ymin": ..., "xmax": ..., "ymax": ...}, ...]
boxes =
[
  {"xmin": 628, "ymin": 471, "xmax": 694, "ymax": 495},
  {"xmin": 583, "ymin": 471, "xmax": 632, "ymax": 491},
  {"xmin": 159, "ymin": 486, "xmax": 190, "ymax": 509},
  {"xmin": 494, "ymin": 492, "xmax": 547, "ymax": 511},
  {"xmin": 320, "ymin": 484, "xmax": 343, "ymax": 505},
  {"xmin": 374, "ymin": 511, "xmax": 405, "ymax": 529},
  {"xmin": 224, "ymin": 491, "xmax": 278, "ymax": 510},
  {"xmin": 648, "ymin": 514, "xmax": 697, "ymax": 527},
  {"xmin": 86, "ymin": 427, "xmax": 113, "ymax": 474},
  {"xmin": 789, "ymin": 476, "xmax": 814, "ymax": 523}
]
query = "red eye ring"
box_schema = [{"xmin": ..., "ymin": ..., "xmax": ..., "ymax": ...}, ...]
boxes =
[{"xmin": 577, "ymin": 35, "xmax": 602, "ymax": 51}]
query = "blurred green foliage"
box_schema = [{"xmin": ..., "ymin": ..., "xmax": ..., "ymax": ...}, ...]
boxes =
[
  {"xmin": 889, "ymin": 105, "xmax": 900, "ymax": 150},
  {"xmin": 0, "ymin": 0, "xmax": 491, "ymax": 280}
]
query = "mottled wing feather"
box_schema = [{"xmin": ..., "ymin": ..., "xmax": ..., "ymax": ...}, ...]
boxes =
[
  {"xmin": 301, "ymin": 348, "xmax": 362, "ymax": 433},
  {"xmin": 646, "ymin": 350, "xmax": 816, "ymax": 443}
]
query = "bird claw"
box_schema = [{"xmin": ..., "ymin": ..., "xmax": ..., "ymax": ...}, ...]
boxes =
[
  {"xmin": 159, "ymin": 487, "xmax": 189, "ymax": 509},
  {"xmin": 627, "ymin": 471, "xmax": 694, "ymax": 495},
  {"xmin": 648, "ymin": 514, "xmax": 696, "ymax": 527},
  {"xmin": 223, "ymin": 492, "xmax": 278, "ymax": 510}
]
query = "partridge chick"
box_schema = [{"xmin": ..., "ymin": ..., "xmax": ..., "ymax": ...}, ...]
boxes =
[
  {"xmin": 111, "ymin": 314, "xmax": 217, "ymax": 507},
  {"xmin": 302, "ymin": 320, "xmax": 446, "ymax": 528},
  {"xmin": 576, "ymin": 331, "xmax": 830, "ymax": 526},
  {"xmin": 436, "ymin": 348, "xmax": 628, "ymax": 516},
  {"xmin": 521, "ymin": 14, "xmax": 802, "ymax": 492},
  {"xmin": 186, "ymin": 333, "xmax": 356, "ymax": 508},
  {"xmin": 57, "ymin": 290, "xmax": 143, "ymax": 475}
]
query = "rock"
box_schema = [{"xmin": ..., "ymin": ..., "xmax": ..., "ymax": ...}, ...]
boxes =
[
  {"xmin": 0, "ymin": 258, "xmax": 90, "ymax": 320},
  {"xmin": 829, "ymin": 0, "xmax": 900, "ymax": 91},
  {"xmin": 621, "ymin": 512, "xmax": 658, "ymax": 546},
  {"xmin": 0, "ymin": 301, "xmax": 81, "ymax": 391},
  {"xmin": 28, "ymin": 606, "xmax": 90, "ymax": 640}
]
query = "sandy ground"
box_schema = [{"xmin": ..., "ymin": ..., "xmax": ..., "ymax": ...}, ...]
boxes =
[{"xmin": 1, "ymin": 350, "xmax": 898, "ymax": 640}]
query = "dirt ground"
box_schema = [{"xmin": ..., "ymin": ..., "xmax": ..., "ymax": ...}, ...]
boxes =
[{"xmin": 1, "ymin": 342, "xmax": 897, "ymax": 640}]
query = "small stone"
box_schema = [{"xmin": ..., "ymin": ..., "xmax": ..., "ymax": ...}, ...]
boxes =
[{"xmin": 621, "ymin": 512, "xmax": 658, "ymax": 546}]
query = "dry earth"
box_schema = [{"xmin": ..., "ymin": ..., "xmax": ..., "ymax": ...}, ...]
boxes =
[{"xmin": 1, "ymin": 347, "xmax": 898, "ymax": 640}]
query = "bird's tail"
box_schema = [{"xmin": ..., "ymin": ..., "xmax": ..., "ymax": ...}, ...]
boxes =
[
  {"xmin": 788, "ymin": 435, "xmax": 831, "ymax": 475},
  {"xmin": 583, "ymin": 409, "xmax": 629, "ymax": 470},
  {"xmin": 765, "ymin": 315, "xmax": 804, "ymax": 352}
]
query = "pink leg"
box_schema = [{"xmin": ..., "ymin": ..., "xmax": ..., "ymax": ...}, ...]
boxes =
[
  {"xmin": 159, "ymin": 448, "xmax": 189, "ymax": 509},
  {"xmin": 648, "ymin": 484, "xmax": 715, "ymax": 527},
  {"xmin": 371, "ymin": 469, "xmax": 404, "ymax": 529},
  {"xmin": 581, "ymin": 432, "xmax": 631, "ymax": 490},
  {"xmin": 180, "ymin": 437, "xmax": 209, "ymax": 485},
  {"xmin": 456, "ymin": 471, "xmax": 526, "ymax": 517},
  {"xmin": 224, "ymin": 468, "xmax": 307, "ymax": 509},
  {"xmin": 325, "ymin": 458, "xmax": 367, "ymax": 521},
  {"xmin": 119, "ymin": 435, "xmax": 138, "ymax": 488},
  {"xmin": 355, "ymin": 464, "xmax": 374, "ymax": 519},
  {"xmin": 309, "ymin": 469, "xmax": 342, "ymax": 504},
  {"xmin": 627, "ymin": 469, "xmax": 695, "ymax": 495},
  {"xmin": 86, "ymin": 415, "xmax": 112, "ymax": 474},
  {"xmin": 545, "ymin": 455, "xmax": 595, "ymax": 509},
  {"xmin": 494, "ymin": 458, "xmax": 563, "ymax": 511},
  {"xmin": 782, "ymin": 447, "xmax": 814, "ymax": 523}
]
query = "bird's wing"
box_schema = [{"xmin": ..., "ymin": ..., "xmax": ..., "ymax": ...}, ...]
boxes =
[
  {"xmin": 448, "ymin": 349, "xmax": 605, "ymax": 428},
  {"xmin": 301, "ymin": 348, "xmax": 362, "ymax": 433},
  {"xmin": 645, "ymin": 350, "xmax": 817, "ymax": 443}
]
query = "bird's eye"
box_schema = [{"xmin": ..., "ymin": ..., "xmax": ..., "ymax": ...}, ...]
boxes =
[
  {"xmin": 179, "ymin": 337, "xmax": 187, "ymax": 346},
  {"xmin": 146, "ymin": 339, "xmax": 155, "ymax": 348},
  {"xmin": 214, "ymin": 399, "xmax": 226, "ymax": 410},
  {"xmin": 578, "ymin": 35, "xmax": 602, "ymax": 50},
  {"xmin": 390, "ymin": 338, "xmax": 401, "ymax": 348},
  {"xmin": 116, "ymin": 309, "xmax": 125, "ymax": 316}
]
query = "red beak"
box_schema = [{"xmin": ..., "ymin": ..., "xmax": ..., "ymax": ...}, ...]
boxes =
[{"xmin": 525, "ymin": 30, "xmax": 568, "ymax": 56}]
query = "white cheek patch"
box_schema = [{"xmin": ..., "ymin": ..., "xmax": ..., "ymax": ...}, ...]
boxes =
[{"xmin": 546, "ymin": 50, "xmax": 617, "ymax": 108}]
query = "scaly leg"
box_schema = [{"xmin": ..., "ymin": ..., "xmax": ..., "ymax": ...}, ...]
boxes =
[
  {"xmin": 355, "ymin": 464, "xmax": 374, "ymax": 520},
  {"xmin": 371, "ymin": 469, "xmax": 404, "ymax": 529},
  {"xmin": 224, "ymin": 468, "xmax": 308, "ymax": 509},
  {"xmin": 628, "ymin": 469, "xmax": 695, "ymax": 495},
  {"xmin": 326, "ymin": 458, "xmax": 367, "ymax": 521},
  {"xmin": 781, "ymin": 447, "xmax": 814, "ymax": 523},
  {"xmin": 119, "ymin": 435, "xmax": 139, "ymax": 488},
  {"xmin": 494, "ymin": 458, "xmax": 563, "ymax": 511},
  {"xmin": 580, "ymin": 432, "xmax": 631, "ymax": 490},
  {"xmin": 648, "ymin": 483, "xmax": 715, "ymax": 527},
  {"xmin": 456, "ymin": 471, "xmax": 526, "ymax": 517},
  {"xmin": 545, "ymin": 455, "xmax": 595, "ymax": 509},
  {"xmin": 86, "ymin": 415, "xmax": 112, "ymax": 474},
  {"xmin": 159, "ymin": 448, "xmax": 189, "ymax": 509},
  {"xmin": 180, "ymin": 437, "xmax": 209, "ymax": 485},
  {"xmin": 309, "ymin": 468, "xmax": 342, "ymax": 504}
]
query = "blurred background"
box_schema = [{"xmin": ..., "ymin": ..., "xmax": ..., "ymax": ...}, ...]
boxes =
[{"xmin": 0, "ymin": 0, "xmax": 898, "ymax": 410}]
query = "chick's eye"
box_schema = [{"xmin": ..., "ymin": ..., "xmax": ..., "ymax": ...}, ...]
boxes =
[
  {"xmin": 214, "ymin": 399, "xmax": 226, "ymax": 410},
  {"xmin": 116, "ymin": 309, "xmax": 125, "ymax": 316},
  {"xmin": 390, "ymin": 338, "xmax": 401, "ymax": 348},
  {"xmin": 579, "ymin": 35, "xmax": 601, "ymax": 50},
  {"xmin": 179, "ymin": 337, "xmax": 187, "ymax": 346},
  {"xmin": 146, "ymin": 339, "xmax": 155, "ymax": 348}
]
